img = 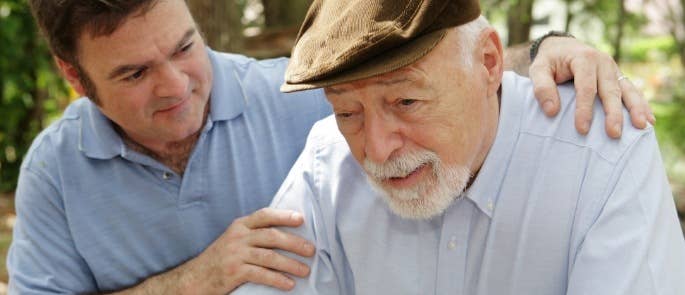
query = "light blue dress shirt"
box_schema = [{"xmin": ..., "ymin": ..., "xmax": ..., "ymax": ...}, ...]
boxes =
[
  {"xmin": 7, "ymin": 49, "xmax": 332, "ymax": 293},
  {"xmin": 234, "ymin": 72, "xmax": 685, "ymax": 295}
]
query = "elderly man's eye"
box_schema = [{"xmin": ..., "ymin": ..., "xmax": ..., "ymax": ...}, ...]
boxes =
[
  {"xmin": 336, "ymin": 112, "xmax": 354, "ymax": 119},
  {"xmin": 398, "ymin": 99, "xmax": 417, "ymax": 106}
]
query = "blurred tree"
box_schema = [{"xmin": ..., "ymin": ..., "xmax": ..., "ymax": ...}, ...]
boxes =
[
  {"xmin": 262, "ymin": 0, "xmax": 310, "ymax": 29},
  {"xmin": 187, "ymin": 0, "xmax": 244, "ymax": 52},
  {"xmin": 0, "ymin": 0, "xmax": 69, "ymax": 192},
  {"xmin": 569, "ymin": 0, "xmax": 645, "ymax": 63},
  {"xmin": 480, "ymin": 0, "xmax": 536, "ymax": 45},
  {"xmin": 661, "ymin": 0, "xmax": 685, "ymax": 69},
  {"xmin": 613, "ymin": 0, "xmax": 627, "ymax": 61},
  {"xmin": 507, "ymin": 0, "xmax": 535, "ymax": 46}
]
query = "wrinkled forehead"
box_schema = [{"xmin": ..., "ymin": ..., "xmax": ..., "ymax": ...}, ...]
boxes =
[{"xmin": 325, "ymin": 65, "xmax": 432, "ymax": 97}]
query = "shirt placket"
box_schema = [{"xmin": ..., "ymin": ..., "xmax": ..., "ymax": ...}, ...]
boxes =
[{"xmin": 435, "ymin": 198, "xmax": 474, "ymax": 294}]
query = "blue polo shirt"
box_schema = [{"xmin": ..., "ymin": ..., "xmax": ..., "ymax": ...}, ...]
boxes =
[{"xmin": 7, "ymin": 49, "xmax": 332, "ymax": 293}]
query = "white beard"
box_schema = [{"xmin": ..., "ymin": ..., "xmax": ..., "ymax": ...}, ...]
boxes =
[{"xmin": 363, "ymin": 150, "xmax": 472, "ymax": 220}]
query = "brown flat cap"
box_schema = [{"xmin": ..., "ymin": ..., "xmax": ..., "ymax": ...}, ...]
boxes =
[{"xmin": 281, "ymin": 0, "xmax": 481, "ymax": 92}]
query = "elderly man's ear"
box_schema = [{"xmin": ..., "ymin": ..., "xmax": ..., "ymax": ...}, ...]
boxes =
[{"xmin": 479, "ymin": 28, "xmax": 504, "ymax": 98}]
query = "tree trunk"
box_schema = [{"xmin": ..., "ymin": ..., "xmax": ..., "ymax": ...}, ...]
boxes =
[
  {"xmin": 564, "ymin": 0, "xmax": 574, "ymax": 32},
  {"xmin": 665, "ymin": 0, "xmax": 685, "ymax": 70},
  {"xmin": 187, "ymin": 0, "xmax": 243, "ymax": 52},
  {"xmin": 612, "ymin": 0, "xmax": 626, "ymax": 62},
  {"xmin": 507, "ymin": 0, "xmax": 535, "ymax": 46},
  {"xmin": 262, "ymin": 0, "xmax": 312, "ymax": 29}
]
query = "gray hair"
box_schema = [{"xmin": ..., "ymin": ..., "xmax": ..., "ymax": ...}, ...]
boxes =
[{"xmin": 452, "ymin": 16, "xmax": 491, "ymax": 69}]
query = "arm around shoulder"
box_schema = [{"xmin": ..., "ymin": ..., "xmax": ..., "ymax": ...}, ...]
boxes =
[{"xmin": 233, "ymin": 127, "xmax": 347, "ymax": 294}]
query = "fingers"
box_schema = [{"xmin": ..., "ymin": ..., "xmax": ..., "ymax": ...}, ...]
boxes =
[
  {"xmin": 245, "ymin": 247, "xmax": 311, "ymax": 277},
  {"xmin": 619, "ymin": 77, "xmax": 655, "ymax": 128},
  {"xmin": 238, "ymin": 264, "xmax": 297, "ymax": 291},
  {"xmin": 250, "ymin": 227, "xmax": 316, "ymax": 258},
  {"xmin": 597, "ymin": 64, "xmax": 623, "ymax": 138},
  {"xmin": 569, "ymin": 54, "xmax": 599, "ymax": 135},
  {"xmin": 530, "ymin": 60, "xmax": 561, "ymax": 116},
  {"xmin": 240, "ymin": 208, "xmax": 305, "ymax": 229}
]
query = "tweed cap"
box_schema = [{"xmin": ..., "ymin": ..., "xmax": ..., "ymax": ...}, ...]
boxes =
[{"xmin": 281, "ymin": 0, "xmax": 481, "ymax": 92}]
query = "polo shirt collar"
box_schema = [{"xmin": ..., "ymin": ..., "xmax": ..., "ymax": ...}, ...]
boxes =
[
  {"xmin": 79, "ymin": 48, "xmax": 248, "ymax": 159},
  {"xmin": 463, "ymin": 72, "xmax": 522, "ymax": 218},
  {"xmin": 206, "ymin": 48, "xmax": 246, "ymax": 121},
  {"xmin": 79, "ymin": 101, "xmax": 125, "ymax": 159}
]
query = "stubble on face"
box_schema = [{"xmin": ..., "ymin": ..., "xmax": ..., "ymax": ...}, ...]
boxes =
[{"xmin": 363, "ymin": 149, "xmax": 472, "ymax": 220}]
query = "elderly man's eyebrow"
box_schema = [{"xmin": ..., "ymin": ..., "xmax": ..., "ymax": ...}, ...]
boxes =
[
  {"xmin": 106, "ymin": 28, "xmax": 196, "ymax": 80},
  {"xmin": 328, "ymin": 77, "xmax": 421, "ymax": 95}
]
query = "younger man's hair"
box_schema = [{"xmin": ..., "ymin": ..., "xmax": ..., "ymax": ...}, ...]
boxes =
[{"xmin": 29, "ymin": 0, "xmax": 160, "ymax": 65}]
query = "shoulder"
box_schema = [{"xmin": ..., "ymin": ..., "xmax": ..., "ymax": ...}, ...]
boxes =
[
  {"xmin": 208, "ymin": 49, "xmax": 329, "ymax": 115},
  {"xmin": 21, "ymin": 98, "xmax": 91, "ymax": 173},
  {"xmin": 503, "ymin": 71, "xmax": 654, "ymax": 164}
]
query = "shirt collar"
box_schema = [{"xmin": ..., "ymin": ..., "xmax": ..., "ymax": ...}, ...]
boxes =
[
  {"xmin": 463, "ymin": 72, "xmax": 522, "ymax": 218},
  {"xmin": 79, "ymin": 48, "xmax": 248, "ymax": 159},
  {"xmin": 78, "ymin": 100, "xmax": 125, "ymax": 159},
  {"xmin": 206, "ymin": 48, "xmax": 246, "ymax": 121}
]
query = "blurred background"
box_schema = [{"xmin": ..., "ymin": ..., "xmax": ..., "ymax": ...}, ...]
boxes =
[{"xmin": 0, "ymin": 0, "xmax": 683, "ymax": 290}]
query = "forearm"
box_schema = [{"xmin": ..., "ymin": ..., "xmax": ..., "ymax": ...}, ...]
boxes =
[
  {"xmin": 503, "ymin": 42, "xmax": 532, "ymax": 77},
  {"xmin": 107, "ymin": 259, "xmax": 205, "ymax": 295}
]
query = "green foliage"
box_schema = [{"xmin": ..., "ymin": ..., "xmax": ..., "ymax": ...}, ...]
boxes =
[
  {"xmin": 0, "ymin": 0, "xmax": 69, "ymax": 192},
  {"xmin": 624, "ymin": 37, "xmax": 679, "ymax": 63},
  {"xmin": 654, "ymin": 79, "xmax": 685, "ymax": 156}
]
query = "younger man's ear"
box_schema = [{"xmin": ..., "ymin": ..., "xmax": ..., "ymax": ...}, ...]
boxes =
[
  {"xmin": 479, "ymin": 28, "xmax": 504, "ymax": 97},
  {"xmin": 55, "ymin": 57, "xmax": 86, "ymax": 96}
]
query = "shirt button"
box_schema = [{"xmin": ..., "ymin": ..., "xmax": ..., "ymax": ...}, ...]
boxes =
[
  {"xmin": 162, "ymin": 172, "xmax": 172, "ymax": 180},
  {"xmin": 447, "ymin": 236, "xmax": 457, "ymax": 250},
  {"xmin": 487, "ymin": 199, "xmax": 494, "ymax": 211}
]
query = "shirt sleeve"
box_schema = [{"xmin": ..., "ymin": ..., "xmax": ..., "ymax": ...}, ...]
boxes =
[
  {"xmin": 567, "ymin": 131, "xmax": 685, "ymax": 295},
  {"xmin": 232, "ymin": 133, "xmax": 347, "ymax": 295},
  {"xmin": 8, "ymin": 167, "xmax": 97, "ymax": 293}
]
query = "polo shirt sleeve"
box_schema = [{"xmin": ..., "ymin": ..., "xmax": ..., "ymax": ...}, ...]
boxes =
[
  {"xmin": 566, "ymin": 130, "xmax": 685, "ymax": 295},
  {"xmin": 232, "ymin": 126, "xmax": 347, "ymax": 294},
  {"xmin": 8, "ymin": 166, "xmax": 97, "ymax": 293}
]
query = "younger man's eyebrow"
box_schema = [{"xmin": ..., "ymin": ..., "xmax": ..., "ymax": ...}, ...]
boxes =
[
  {"xmin": 174, "ymin": 28, "xmax": 197, "ymax": 52},
  {"xmin": 106, "ymin": 28, "xmax": 197, "ymax": 80}
]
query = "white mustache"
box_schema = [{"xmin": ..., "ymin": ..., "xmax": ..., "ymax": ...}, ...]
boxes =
[{"xmin": 363, "ymin": 150, "xmax": 439, "ymax": 180}]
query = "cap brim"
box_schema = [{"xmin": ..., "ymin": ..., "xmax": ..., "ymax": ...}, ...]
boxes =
[{"xmin": 280, "ymin": 29, "xmax": 448, "ymax": 93}]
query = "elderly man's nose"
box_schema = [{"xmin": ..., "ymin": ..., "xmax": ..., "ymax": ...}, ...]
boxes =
[{"xmin": 364, "ymin": 117, "xmax": 402, "ymax": 163}]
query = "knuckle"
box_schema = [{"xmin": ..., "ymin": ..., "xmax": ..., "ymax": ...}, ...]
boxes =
[
  {"xmin": 534, "ymin": 85, "xmax": 555, "ymax": 98},
  {"xmin": 529, "ymin": 61, "xmax": 544, "ymax": 71},
  {"xmin": 260, "ymin": 249, "xmax": 278, "ymax": 263},
  {"xmin": 255, "ymin": 207, "xmax": 271, "ymax": 218},
  {"xmin": 224, "ymin": 260, "xmax": 243, "ymax": 278},
  {"xmin": 258, "ymin": 228, "xmax": 281, "ymax": 244},
  {"xmin": 602, "ymin": 87, "xmax": 621, "ymax": 100},
  {"xmin": 577, "ymin": 85, "xmax": 597, "ymax": 98},
  {"xmin": 239, "ymin": 265, "xmax": 258, "ymax": 281},
  {"xmin": 580, "ymin": 48, "xmax": 599, "ymax": 60}
]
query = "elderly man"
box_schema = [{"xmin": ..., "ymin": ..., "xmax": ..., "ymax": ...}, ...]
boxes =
[
  {"xmin": 234, "ymin": 1, "xmax": 685, "ymax": 294},
  {"xmin": 10, "ymin": 0, "xmax": 655, "ymax": 293}
]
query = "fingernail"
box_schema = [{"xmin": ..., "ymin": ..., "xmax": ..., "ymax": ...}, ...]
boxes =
[
  {"xmin": 613, "ymin": 123, "xmax": 622, "ymax": 136},
  {"xmin": 285, "ymin": 278, "xmax": 295, "ymax": 288},
  {"xmin": 649, "ymin": 114, "xmax": 656, "ymax": 124},
  {"xmin": 303, "ymin": 242, "xmax": 315, "ymax": 253},
  {"xmin": 581, "ymin": 121, "xmax": 590, "ymax": 133},
  {"xmin": 290, "ymin": 212, "xmax": 302, "ymax": 220},
  {"xmin": 543, "ymin": 100, "xmax": 555, "ymax": 114}
]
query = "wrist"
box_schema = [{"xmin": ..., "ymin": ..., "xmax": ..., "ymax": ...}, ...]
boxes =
[{"xmin": 529, "ymin": 30, "xmax": 574, "ymax": 62}]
